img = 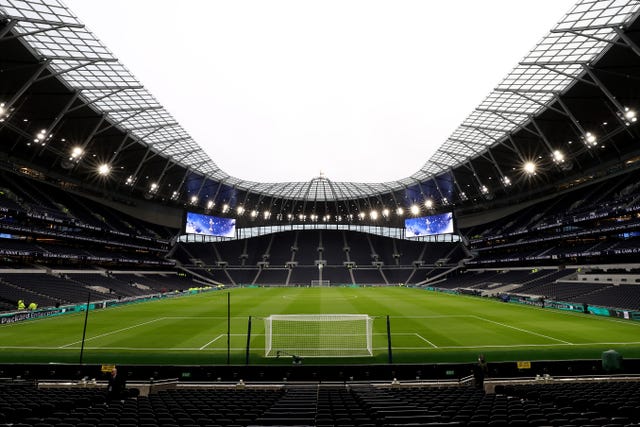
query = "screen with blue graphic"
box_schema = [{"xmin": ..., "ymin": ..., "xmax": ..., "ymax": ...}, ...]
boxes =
[
  {"xmin": 405, "ymin": 212, "xmax": 454, "ymax": 237},
  {"xmin": 185, "ymin": 212, "xmax": 236, "ymax": 237}
]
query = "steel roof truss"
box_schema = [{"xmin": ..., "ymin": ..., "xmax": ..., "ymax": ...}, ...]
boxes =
[
  {"xmin": 447, "ymin": 136, "xmax": 488, "ymax": 151},
  {"xmin": 553, "ymin": 95, "xmax": 589, "ymax": 137},
  {"xmin": 68, "ymin": 88, "xmax": 129, "ymax": 113},
  {"xmin": 194, "ymin": 177, "xmax": 208, "ymax": 201},
  {"xmin": 40, "ymin": 90, "xmax": 79, "ymax": 139},
  {"xmin": 94, "ymin": 110, "xmax": 149, "ymax": 136},
  {"xmin": 475, "ymin": 107, "xmax": 531, "ymax": 117},
  {"xmin": 450, "ymin": 169, "xmax": 465, "ymax": 200},
  {"xmin": 486, "ymin": 149, "xmax": 507, "ymax": 183},
  {"xmin": 119, "ymin": 120, "xmax": 178, "ymax": 132},
  {"xmin": 0, "ymin": 15, "xmax": 83, "ymax": 28},
  {"xmin": 494, "ymin": 88, "xmax": 556, "ymax": 111},
  {"xmin": 108, "ymin": 133, "xmax": 130, "ymax": 164},
  {"xmin": 529, "ymin": 117, "xmax": 557, "ymax": 155},
  {"xmin": 172, "ymin": 168, "xmax": 191, "ymax": 198},
  {"xmin": 524, "ymin": 62, "xmax": 595, "ymax": 86},
  {"xmin": 130, "ymin": 147, "xmax": 152, "ymax": 183},
  {"xmin": 153, "ymin": 157, "xmax": 174, "ymax": 188},
  {"xmin": 439, "ymin": 149, "xmax": 470, "ymax": 163},
  {"xmin": 581, "ymin": 64, "xmax": 626, "ymax": 118},
  {"xmin": 459, "ymin": 123, "xmax": 511, "ymax": 134},
  {"xmin": 100, "ymin": 105, "xmax": 164, "ymax": 115},
  {"xmin": 0, "ymin": 19, "xmax": 17, "ymax": 39},
  {"xmin": 466, "ymin": 161, "xmax": 484, "ymax": 193},
  {"xmin": 3, "ymin": 59, "xmax": 50, "ymax": 112},
  {"xmin": 491, "ymin": 111, "xmax": 542, "ymax": 139},
  {"xmin": 36, "ymin": 58, "xmax": 101, "ymax": 82},
  {"xmin": 494, "ymin": 88, "xmax": 560, "ymax": 94},
  {"xmin": 554, "ymin": 28, "xmax": 628, "ymax": 49},
  {"xmin": 41, "ymin": 54, "xmax": 117, "ymax": 62},
  {"xmin": 613, "ymin": 27, "xmax": 640, "ymax": 59},
  {"xmin": 75, "ymin": 85, "xmax": 144, "ymax": 91},
  {"xmin": 431, "ymin": 177, "xmax": 446, "ymax": 202},
  {"xmin": 506, "ymin": 135, "xmax": 526, "ymax": 163},
  {"xmin": 78, "ymin": 115, "xmax": 105, "ymax": 150}
]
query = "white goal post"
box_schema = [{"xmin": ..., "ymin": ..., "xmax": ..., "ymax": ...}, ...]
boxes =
[
  {"xmin": 264, "ymin": 314, "xmax": 374, "ymax": 358},
  {"xmin": 310, "ymin": 280, "xmax": 330, "ymax": 287}
]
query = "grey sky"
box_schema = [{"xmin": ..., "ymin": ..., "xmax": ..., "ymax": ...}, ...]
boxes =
[{"xmin": 65, "ymin": 0, "xmax": 576, "ymax": 183}]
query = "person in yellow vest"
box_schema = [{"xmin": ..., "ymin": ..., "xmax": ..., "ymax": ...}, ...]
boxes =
[
  {"xmin": 17, "ymin": 299, "xmax": 25, "ymax": 310},
  {"xmin": 27, "ymin": 302, "xmax": 37, "ymax": 310}
]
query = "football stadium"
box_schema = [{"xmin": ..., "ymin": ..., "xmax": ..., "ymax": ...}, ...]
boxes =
[{"xmin": 2, "ymin": 0, "xmax": 640, "ymax": 426}]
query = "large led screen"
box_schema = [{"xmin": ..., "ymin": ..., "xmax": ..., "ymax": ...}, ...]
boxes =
[
  {"xmin": 185, "ymin": 212, "xmax": 236, "ymax": 237},
  {"xmin": 405, "ymin": 212, "xmax": 454, "ymax": 237}
]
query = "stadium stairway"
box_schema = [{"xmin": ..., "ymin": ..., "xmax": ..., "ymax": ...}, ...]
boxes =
[{"xmin": 253, "ymin": 385, "xmax": 317, "ymax": 426}]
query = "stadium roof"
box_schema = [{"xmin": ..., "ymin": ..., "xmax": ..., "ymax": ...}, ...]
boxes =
[{"xmin": 1, "ymin": 0, "xmax": 640, "ymax": 223}]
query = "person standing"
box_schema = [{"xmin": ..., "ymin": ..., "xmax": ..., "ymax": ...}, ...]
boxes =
[
  {"xmin": 473, "ymin": 354, "xmax": 488, "ymax": 389},
  {"xmin": 106, "ymin": 367, "xmax": 126, "ymax": 402}
]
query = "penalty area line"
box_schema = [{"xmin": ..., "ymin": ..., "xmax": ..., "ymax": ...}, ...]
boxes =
[
  {"xmin": 472, "ymin": 315, "xmax": 573, "ymax": 345},
  {"xmin": 415, "ymin": 333, "xmax": 438, "ymax": 348},
  {"xmin": 58, "ymin": 317, "xmax": 167, "ymax": 348},
  {"xmin": 199, "ymin": 334, "xmax": 224, "ymax": 350}
]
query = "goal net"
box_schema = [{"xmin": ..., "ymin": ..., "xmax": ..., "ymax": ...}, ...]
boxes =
[
  {"xmin": 310, "ymin": 280, "xmax": 330, "ymax": 287},
  {"xmin": 264, "ymin": 314, "xmax": 374, "ymax": 358}
]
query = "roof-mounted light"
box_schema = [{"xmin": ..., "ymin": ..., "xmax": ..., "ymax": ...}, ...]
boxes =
[
  {"xmin": 620, "ymin": 107, "xmax": 637, "ymax": 125},
  {"xmin": 552, "ymin": 150, "xmax": 565, "ymax": 163},
  {"xmin": 97, "ymin": 164, "xmax": 110, "ymax": 176},
  {"xmin": 582, "ymin": 132, "xmax": 597, "ymax": 147},
  {"xmin": 523, "ymin": 161, "xmax": 536, "ymax": 175},
  {"xmin": 34, "ymin": 129, "xmax": 50, "ymax": 145},
  {"xmin": 70, "ymin": 146, "xmax": 83, "ymax": 160}
]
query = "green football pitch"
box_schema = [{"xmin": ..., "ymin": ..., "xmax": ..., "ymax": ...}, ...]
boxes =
[{"xmin": 1, "ymin": 286, "xmax": 640, "ymax": 365}]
